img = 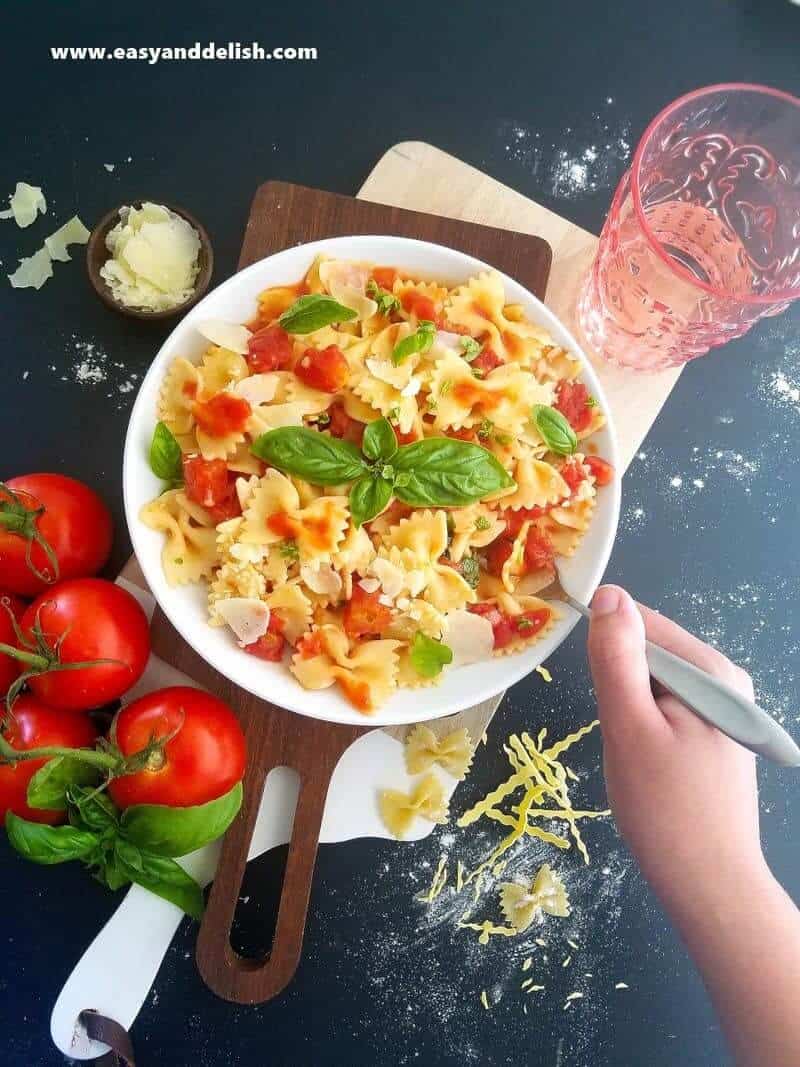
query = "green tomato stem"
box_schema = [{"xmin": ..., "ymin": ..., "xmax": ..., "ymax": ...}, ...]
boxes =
[
  {"xmin": 0, "ymin": 731, "xmax": 119, "ymax": 771},
  {"xmin": 0, "ymin": 641, "xmax": 49, "ymax": 671}
]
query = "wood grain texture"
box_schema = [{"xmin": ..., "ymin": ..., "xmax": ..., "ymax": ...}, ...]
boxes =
[{"xmin": 143, "ymin": 177, "xmax": 553, "ymax": 1003}]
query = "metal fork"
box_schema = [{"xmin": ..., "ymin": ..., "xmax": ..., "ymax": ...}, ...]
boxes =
[{"xmin": 542, "ymin": 568, "xmax": 800, "ymax": 767}]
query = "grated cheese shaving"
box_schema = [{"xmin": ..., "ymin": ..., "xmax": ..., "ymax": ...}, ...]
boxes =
[
  {"xmin": 535, "ymin": 665, "xmax": 553, "ymax": 683},
  {"xmin": 480, "ymin": 990, "xmax": 490, "ymax": 1010},
  {"xmin": 8, "ymin": 247, "xmax": 52, "ymax": 290},
  {"xmin": 615, "ymin": 982, "xmax": 629, "ymax": 990},
  {"xmin": 522, "ymin": 957, "xmax": 533, "ymax": 971},
  {"xmin": 0, "ymin": 181, "xmax": 46, "ymax": 227},
  {"xmin": 563, "ymin": 992, "xmax": 584, "ymax": 1009},
  {"xmin": 44, "ymin": 216, "xmax": 90, "ymax": 262}
]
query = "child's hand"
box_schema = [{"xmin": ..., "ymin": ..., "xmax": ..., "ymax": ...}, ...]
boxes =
[{"xmin": 587, "ymin": 585, "xmax": 768, "ymax": 919}]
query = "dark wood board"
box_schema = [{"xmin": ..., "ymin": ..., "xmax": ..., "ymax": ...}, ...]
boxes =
[{"xmin": 150, "ymin": 180, "xmax": 553, "ymax": 1004}]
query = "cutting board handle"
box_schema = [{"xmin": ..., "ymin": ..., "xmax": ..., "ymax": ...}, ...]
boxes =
[{"xmin": 195, "ymin": 704, "xmax": 364, "ymax": 1004}]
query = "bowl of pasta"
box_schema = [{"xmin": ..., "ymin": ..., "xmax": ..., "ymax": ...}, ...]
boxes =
[{"xmin": 123, "ymin": 235, "xmax": 620, "ymax": 727}]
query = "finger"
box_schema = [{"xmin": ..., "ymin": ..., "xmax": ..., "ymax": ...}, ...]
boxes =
[
  {"xmin": 587, "ymin": 585, "xmax": 666, "ymax": 743},
  {"xmin": 637, "ymin": 605, "xmax": 754, "ymax": 698}
]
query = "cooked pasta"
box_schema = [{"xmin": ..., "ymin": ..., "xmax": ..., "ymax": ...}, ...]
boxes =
[{"xmin": 141, "ymin": 255, "xmax": 613, "ymax": 712}]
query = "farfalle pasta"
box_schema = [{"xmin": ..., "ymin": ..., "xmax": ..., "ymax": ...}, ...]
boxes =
[{"xmin": 141, "ymin": 255, "xmax": 614, "ymax": 712}]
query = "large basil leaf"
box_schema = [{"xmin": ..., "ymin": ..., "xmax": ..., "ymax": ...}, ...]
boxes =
[
  {"xmin": 530, "ymin": 405, "xmax": 578, "ymax": 455},
  {"xmin": 26, "ymin": 756, "xmax": 101, "ymax": 811},
  {"xmin": 349, "ymin": 475, "xmax": 394, "ymax": 529},
  {"xmin": 67, "ymin": 785, "xmax": 120, "ymax": 833},
  {"xmin": 149, "ymin": 421, "xmax": 183, "ymax": 485},
  {"xmin": 5, "ymin": 812, "xmax": 98, "ymax": 865},
  {"xmin": 252, "ymin": 427, "xmax": 367, "ymax": 485},
  {"xmin": 393, "ymin": 439, "xmax": 515, "ymax": 506},
  {"xmin": 116, "ymin": 847, "xmax": 205, "ymax": 920},
  {"xmin": 278, "ymin": 294, "xmax": 357, "ymax": 334},
  {"xmin": 361, "ymin": 418, "xmax": 397, "ymax": 462},
  {"xmin": 120, "ymin": 783, "xmax": 243, "ymax": 858}
]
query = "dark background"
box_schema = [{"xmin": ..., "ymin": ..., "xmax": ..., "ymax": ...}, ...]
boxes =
[{"xmin": 2, "ymin": 2, "xmax": 799, "ymax": 1064}]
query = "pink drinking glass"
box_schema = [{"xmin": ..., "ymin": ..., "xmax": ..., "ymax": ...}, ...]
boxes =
[{"xmin": 577, "ymin": 83, "xmax": 800, "ymax": 371}]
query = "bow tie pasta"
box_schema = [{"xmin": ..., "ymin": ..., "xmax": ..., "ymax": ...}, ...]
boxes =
[{"xmin": 141, "ymin": 255, "xmax": 614, "ymax": 712}]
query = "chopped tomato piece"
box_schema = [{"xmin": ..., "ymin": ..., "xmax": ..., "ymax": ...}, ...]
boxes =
[
  {"xmin": 523, "ymin": 527, "xmax": 554, "ymax": 572},
  {"xmin": 338, "ymin": 674, "xmax": 372, "ymax": 713},
  {"xmin": 244, "ymin": 616, "xmax": 286, "ymax": 662},
  {"xmin": 485, "ymin": 537, "xmax": 515, "ymax": 577},
  {"xmin": 471, "ymin": 346, "xmax": 503, "ymax": 375},
  {"xmin": 394, "ymin": 426, "xmax": 419, "ymax": 445},
  {"xmin": 560, "ymin": 457, "xmax": 587, "ymax": 494},
  {"xmin": 193, "ymin": 393, "xmax": 251, "ymax": 437},
  {"xmin": 296, "ymin": 630, "xmax": 324, "ymax": 659},
  {"xmin": 585, "ymin": 455, "xmax": 615, "ymax": 486},
  {"xmin": 500, "ymin": 506, "xmax": 546, "ymax": 538},
  {"xmin": 468, "ymin": 601, "xmax": 514, "ymax": 649},
  {"xmin": 294, "ymin": 345, "xmax": 349, "ymax": 393},
  {"xmin": 247, "ymin": 324, "xmax": 293, "ymax": 373},
  {"xmin": 446, "ymin": 426, "xmax": 476, "ymax": 442},
  {"xmin": 555, "ymin": 380, "xmax": 593, "ymax": 433},
  {"xmin": 182, "ymin": 455, "xmax": 241, "ymax": 523},
  {"xmin": 400, "ymin": 289, "xmax": 437, "ymax": 322},
  {"xmin": 343, "ymin": 584, "xmax": 392, "ymax": 638},
  {"xmin": 328, "ymin": 402, "xmax": 364, "ymax": 446},
  {"xmin": 372, "ymin": 267, "xmax": 398, "ymax": 290}
]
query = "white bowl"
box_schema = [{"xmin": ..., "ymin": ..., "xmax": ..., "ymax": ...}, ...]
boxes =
[{"xmin": 123, "ymin": 235, "xmax": 620, "ymax": 727}]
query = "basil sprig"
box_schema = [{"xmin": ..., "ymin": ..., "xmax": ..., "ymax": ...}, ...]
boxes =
[
  {"xmin": 460, "ymin": 337, "xmax": 482, "ymax": 362},
  {"xmin": 531, "ymin": 404, "xmax": 578, "ymax": 456},
  {"xmin": 366, "ymin": 279, "xmax": 400, "ymax": 316},
  {"xmin": 392, "ymin": 319, "xmax": 436, "ymax": 365},
  {"xmin": 252, "ymin": 417, "xmax": 515, "ymax": 528},
  {"xmin": 278, "ymin": 294, "xmax": 357, "ymax": 334},
  {"xmin": 149, "ymin": 421, "xmax": 184, "ymax": 488},
  {"xmin": 409, "ymin": 632, "xmax": 453, "ymax": 678}
]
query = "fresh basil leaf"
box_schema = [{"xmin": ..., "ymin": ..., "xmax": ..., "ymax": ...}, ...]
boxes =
[
  {"xmin": 5, "ymin": 812, "xmax": 98, "ymax": 865},
  {"xmin": 460, "ymin": 337, "xmax": 482, "ymax": 362},
  {"xmin": 392, "ymin": 320, "xmax": 436, "ymax": 365},
  {"xmin": 362, "ymin": 418, "xmax": 398, "ymax": 462},
  {"xmin": 349, "ymin": 475, "xmax": 394, "ymax": 529},
  {"xmin": 120, "ymin": 783, "xmax": 243, "ymax": 858},
  {"xmin": 67, "ymin": 785, "xmax": 120, "ymax": 833},
  {"xmin": 117, "ymin": 851, "xmax": 205, "ymax": 919},
  {"xmin": 114, "ymin": 837, "xmax": 144, "ymax": 872},
  {"xmin": 393, "ymin": 439, "xmax": 515, "ymax": 506},
  {"xmin": 409, "ymin": 632, "xmax": 453, "ymax": 679},
  {"xmin": 531, "ymin": 405, "xmax": 578, "ymax": 456},
  {"xmin": 459, "ymin": 555, "xmax": 481, "ymax": 589},
  {"xmin": 26, "ymin": 756, "xmax": 101, "ymax": 811},
  {"xmin": 252, "ymin": 427, "xmax": 367, "ymax": 485},
  {"xmin": 366, "ymin": 280, "xmax": 400, "ymax": 316},
  {"xmin": 278, "ymin": 294, "xmax": 357, "ymax": 334},
  {"xmin": 149, "ymin": 421, "xmax": 183, "ymax": 485},
  {"xmin": 98, "ymin": 852, "xmax": 132, "ymax": 891}
]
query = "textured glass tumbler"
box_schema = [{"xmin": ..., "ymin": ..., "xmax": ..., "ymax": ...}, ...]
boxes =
[{"xmin": 578, "ymin": 84, "xmax": 800, "ymax": 371}]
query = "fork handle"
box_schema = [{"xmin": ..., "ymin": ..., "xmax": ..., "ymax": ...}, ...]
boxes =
[{"xmin": 644, "ymin": 641, "xmax": 800, "ymax": 767}]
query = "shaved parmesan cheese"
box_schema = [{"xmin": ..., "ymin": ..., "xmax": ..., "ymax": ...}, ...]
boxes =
[
  {"xmin": 365, "ymin": 356, "xmax": 413, "ymax": 390},
  {"xmin": 443, "ymin": 610, "xmax": 494, "ymax": 665},
  {"xmin": 8, "ymin": 247, "xmax": 53, "ymax": 290},
  {"xmin": 0, "ymin": 182, "xmax": 47, "ymax": 228},
  {"xmin": 368, "ymin": 557, "xmax": 405, "ymax": 600},
  {"xmin": 400, "ymin": 376, "xmax": 422, "ymax": 398},
  {"xmin": 300, "ymin": 563, "xmax": 342, "ymax": 598},
  {"xmin": 196, "ymin": 320, "xmax": 252, "ymax": 355},
  {"xmin": 318, "ymin": 259, "xmax": 378, "ymax": 321},
  {"xmin": 405, "ymin": 569, "xmax": 427, "ymax": 597},
  {"xmin": 215, "ymin": 597, "xmax": 270, "ymax": 645},
  {"xmin": 358, "ymin": 577, "xmax": 381, "ymax": 594},
  {"xmin": 378, "ymin": 594, "xmax": 394, "ymax": 608},
  {"xmin": 250, "ymin": 401, "xmax": 313, "ymax": 430},
  {"xmin": 44, "ymin": 216, "xmax": 90, "ymax": 262},
  {"xmin": 234, "ymin": 374, "xmax": 279, "ymax": 406},
  {"xmin": 100, "ymin": 202, "xmax": 201, "ymax": 312},
  {"xmin": 429, "ymin": 331, "xmax": 464, "ymax": 360}
]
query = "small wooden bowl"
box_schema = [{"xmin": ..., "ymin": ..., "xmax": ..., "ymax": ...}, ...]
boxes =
[{"xmin": 86, "ymin": 201, "xmax": 214, "ymax": 321}]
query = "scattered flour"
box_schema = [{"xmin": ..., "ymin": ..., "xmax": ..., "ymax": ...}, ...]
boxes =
[{"xmin": 34, "ymin": 335, "xmax": 141, "ymax": 406}]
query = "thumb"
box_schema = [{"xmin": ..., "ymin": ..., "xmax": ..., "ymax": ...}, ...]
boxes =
[{"xmin": 587, "ymin": 585, "xmax": 660, "ymax": 742}]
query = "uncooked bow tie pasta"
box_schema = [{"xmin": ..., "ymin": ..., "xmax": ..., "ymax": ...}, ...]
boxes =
[{"xmin": 141, "ymin": 255, "xmax": 614, "ymax": 712}]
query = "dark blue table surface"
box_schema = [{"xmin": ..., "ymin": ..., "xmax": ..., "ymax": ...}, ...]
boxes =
[{"xmin": 2, "ymin": 2, "xmax": 799, "ymax": 1064}]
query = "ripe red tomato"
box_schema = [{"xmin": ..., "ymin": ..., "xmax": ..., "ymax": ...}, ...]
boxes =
[
  {"xmin": 244, "ymin": 614, "xmax": 286, "ymax": 662},
  {"xmin": 343, "ymin": 585, "xmax": 392, "ymax": 638},
  {"xmin": 19, "ymin": 579, "xmax": 150, "ymax": 711},
  {"xmin": 294, "ymin": 345, "xmax": 349, "ymax": 393},
  {"xmin": 0, "ymin": 474, "xmax": 113, "ymax": 597},
  {"xmin": 192, "ymin": 393, "xmax": 251, "ymax": 438},
  {"xmin": 0, "ymin": 694, "xmax": 98, "ymax": 824},
  {"xmin": 560, "ymin": 457, "xmax": 587, "ymax": 493},
  {"xmin": 372, "ymin": 267, "xmax": 398, "ymax": 291},
  {"xmin": 328, "ymin": 402, "xmax": 364, "ymax": 446},
  {"xmin": 523, "ymin": 527, "xmax": 554, "ymax": 572},
  {"xmin": 108, "ymin": 687, "xmax": 246, "ymax": 809},
  {"xmin": 555, "ymin": 381, "xmax": 594, "ymax": 433},
  {"xmin": 485, "ymin": 537, "xmax": 515, "ymax": 577},
  {"xmin": 247, "ymin": 324, "xmax": 293, "ymax": 373},
  {"xmin": 585, "ymin": 455, "xmax": 615, "ymax": 487},
  {"xmin": 0, "ymin": 594, "xmax": 26, "ymax": 697},
  {"xmin": 468, "ymin": 602, "xmax": 549, "ymax": 649},
  {"xmin": 400, "ymin": 290, "xmax": 437, "ymax": 322},
  {"xmin": 182, "ymin": 455, "xmax": 241, "ymax": 524},
  {"xmin": 471, "ymin": 346, "xmax": 504, "ymax": 375}
]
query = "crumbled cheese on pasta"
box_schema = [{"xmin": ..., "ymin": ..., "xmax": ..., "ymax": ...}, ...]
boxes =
[{"xmin": 214, "ymin": 597, "xmax": 270, "ymax": 645}]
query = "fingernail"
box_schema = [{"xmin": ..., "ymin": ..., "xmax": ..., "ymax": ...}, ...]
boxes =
[{"xmin": 592, "ymin": 585, "xmax": 622, "ymax": 616}]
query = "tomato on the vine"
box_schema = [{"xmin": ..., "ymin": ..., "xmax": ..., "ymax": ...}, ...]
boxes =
[
  {"xmin": 0, "ymin": 694, "xmax": 98, "ymax": 824},
  {"xmin": 108, "ymin": 687, "xmax": 246, "ymax": 809},
  {"xmin": 16, "ymin": 578, "xmax": 150, "ymax": 711},
  {"xmin": 0, "ymin": 474, "xmax": 113, "ymax": 596}
]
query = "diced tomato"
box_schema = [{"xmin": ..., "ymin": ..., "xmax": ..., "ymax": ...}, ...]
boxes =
[
  {"xmin": 372, "ymin": 267, "xmax": 398, "ymax": 290},
  {"xmin": 394, "ymin": 426, "xmax": 419, "ymax": 445},
  {"xmin": 468, "ymin": 601, "xmax": 515, "ymax": 649},
  {"xmin": 183, "ymin": 455, "xmax": 241, "ymax": 523},
  {"xmin": 513, "ymin": 608, "xmax": 550, "ymax": 639},
  {"xmin": 585, "ymin": 455, "xmax": 615, "ymax": 487},
  {"xmin": 328, "ymin": 402, "xmax": 364, "ymax": 446},
  {"xmin": 247, "ymin": 324, "xmax": 293, "ymax": 373},
  {"xmin": 244, "ymin": 615, "xmax": 286, "ymax": 662},
  {"xmin": 523, "ymin": 527, "xmax": 554, "ymax": 572},
  {"xmin": 193, "ymin": 393, "xmax": 251, "ymax": 438},
  {"xmin": 446, "ymin": 426, "xmax": 477, "ymax": 442},
  {"xmin": 400, "ymin": 289, "xmax": 437, "ymax": 323},
  {"xmin": 338, "ymin": 674, "xmax": 372, "ymax": 713},
  {"xmin": 485, "ymin": 537, "xmax": 515, "ymax": 577},
  {"xmin": 500, "ymin": 506, "xmax": 545, "ymax": 538},
  {"xmin": 560, "ymin": 457, "xmax": 587, "ymax": 494},
  {"xmin": 294, "ymin": 345, "xmax": 349, "ymax": 393},
  {"xmin": 471, "ymin": 346, "xmax": 504, "ymax": 375},
  {"xmin": 343, "ymin": 584, "xmax": 392, "ymax": 638},
  {"xmin": 296, "ymin": 630, "xmax": 324, "ymax": 659},
  {"xmin": 555, "ymin": 380, "xmax": 593, "ymax": 433}
]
